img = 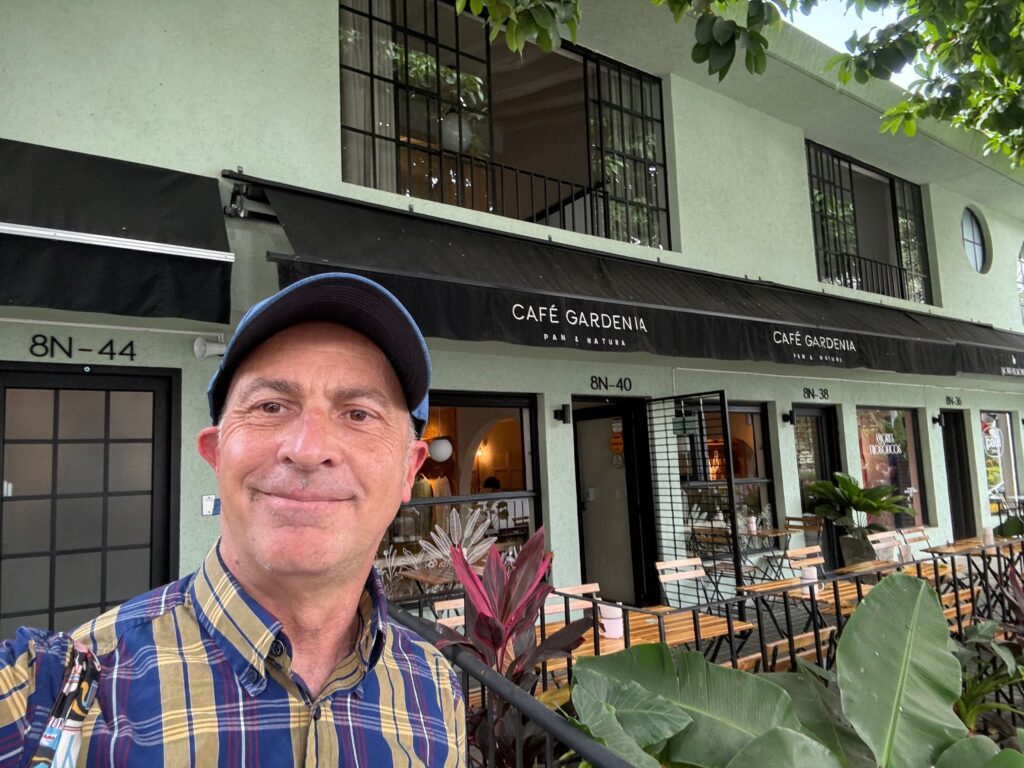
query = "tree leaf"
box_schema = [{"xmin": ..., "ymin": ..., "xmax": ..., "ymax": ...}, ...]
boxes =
[
  {"xmin": 723, "ymin": 726, "xmax": 845, "ymax": 768},
  {"xmin": 573, "ymin": 666, "xmax": 693, "ymax": 748},
  {"xmin": 934, "ymin": 736, "xmax": 1001, "ymax": 768},
  {"xmin": 574, "ymin": 645, "xmax": 801, "ymax": 767},
  {"xmin": 838, "ymin": 574, "xmax": 967, "ymax": 768},
  {"xmin": 470, "ymin": 0, "xmax": 484, "ymax": 15},
  {"xmin": 982, "ymin": 750, "xmax": 1024, "ymax": 767},
  {"xmin": 766, "ymin": 671, "xmax": 876, "ymax": 768},
  {"xmin": 572, "ymin": 683, "xmax": 663, "ymax": 768}
]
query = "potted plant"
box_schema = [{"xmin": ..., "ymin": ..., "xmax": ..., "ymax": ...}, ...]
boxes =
[{"xmin": 806, "ymin": 472, "xmax": 914, "ymax": 567}]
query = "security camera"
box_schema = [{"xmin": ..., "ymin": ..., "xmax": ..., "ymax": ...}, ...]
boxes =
[{"xmin": 193, "ymin": 338, "xmax": 227, "ymax": 360}]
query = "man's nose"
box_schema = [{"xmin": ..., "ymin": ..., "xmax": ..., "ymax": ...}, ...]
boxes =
[{"xmin": 278, "ymin": 409, "xmax": 340, "ymax": 468}]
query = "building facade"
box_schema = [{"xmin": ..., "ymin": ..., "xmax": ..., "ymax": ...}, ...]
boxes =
[{"xmin": 1, "ymin": 0, "xmax": 1023, "ymax": 630}]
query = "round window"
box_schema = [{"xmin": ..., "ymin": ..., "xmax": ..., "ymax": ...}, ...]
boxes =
[{"xmin": 961, "ymin": 208, "xmax": 987, "ymax": 273}]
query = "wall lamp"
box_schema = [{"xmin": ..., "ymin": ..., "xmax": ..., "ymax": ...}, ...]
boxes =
[
  {"xmin": 780, "ymin": 410, "xmax": 794, "ymax": 425},
  {"xmin": 931, "ymin": 414, "xmax": 946, "ymax": 428},
  {"xmin": 427, "ymin": 437, "xmax": 453, "ymax": 462},
  {"xmin": 193, "ymin": 338, "xmax": 227, "ymax": 359},
  {"xmin": 553, "ymin": 404, "xmax": 572, "ymax": 424}
]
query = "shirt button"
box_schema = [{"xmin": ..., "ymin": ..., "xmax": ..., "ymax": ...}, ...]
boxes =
[
  {"xmin": 269, "ymin": 640, "xmax": 284, "ymax": 657},
  {"xmin": 312, "ymin": 704, "xmax": 322, "ymax": 721}
]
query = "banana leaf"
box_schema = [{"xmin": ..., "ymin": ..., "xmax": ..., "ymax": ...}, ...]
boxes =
[{"xmin": 837, "ymin": 573, "xmax": 967, "ymax": 768}]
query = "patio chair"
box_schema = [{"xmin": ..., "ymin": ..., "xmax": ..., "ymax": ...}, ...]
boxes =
[
  {"xmin": 781, "ymin": 545, "xmax": 826, "ymax": 578},
  {"xmin": 543, "ymin": 583, "xmax": 602, "ymax": 621},
  {"xmin": 898, "ymin": 526, "xmax": 950, "ymax": 585},
  {"xmin": 689, "ymin": 526, "xmax": 741, "ymax": 600},
  {"xmin": 867, "ymin": 530, "xmax": 901, "ymax": 561},
  {"xmin": 785, "ymin": 515, "xmax": 822, "ymax": 543},
  {"xmin": 651, "ymin": 557, "xmax": 713, "ymax": 610},
  {"xmin": 433, "ymin": 597, "xmax": 466, "ymax": 628}
]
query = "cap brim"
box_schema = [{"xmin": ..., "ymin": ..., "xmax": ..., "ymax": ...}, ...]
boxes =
[{"xmin": 208, "ymin": 273, "xmax": 430, "ymax": 427}]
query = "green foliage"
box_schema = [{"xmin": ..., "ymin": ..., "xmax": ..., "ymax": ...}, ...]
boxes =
[
  {"xmin": 455, "ymin": 0, "xmax": 581, "ymax": 53},
  {"xmin": 458, "ymin": 0, "xmax": 1024, "ymax": 166},
  {"xmin": 569, "ymin": 573, "xmax": 1024, "ymax": 767},
  {"xmin": 806, "ymin": 472, "xmax": 914, "ymax": 541},
  {"xmin": 951, "ymin": 621, "xmax": 1024, "ymax": 733}
]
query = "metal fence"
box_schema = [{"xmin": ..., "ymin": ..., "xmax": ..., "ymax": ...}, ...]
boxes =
[{"xmin": 394, "ymin": 538, "xmax": 1024, "ymax": 765}]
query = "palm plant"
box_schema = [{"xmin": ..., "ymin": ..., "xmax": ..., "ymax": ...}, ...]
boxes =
[{"xmin": 806, "ymin": 471, "xmax": 914, "ymax": 541}]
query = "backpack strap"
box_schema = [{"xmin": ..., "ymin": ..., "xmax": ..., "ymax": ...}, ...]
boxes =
[{"xmin": 29, "ymin": 641, "xmax": 101, "ymax": 767}]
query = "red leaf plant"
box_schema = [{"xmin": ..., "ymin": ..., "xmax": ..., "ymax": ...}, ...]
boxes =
[{"xmin": 434, "ymin": 526, "xmax": 590, "ymax": 767}]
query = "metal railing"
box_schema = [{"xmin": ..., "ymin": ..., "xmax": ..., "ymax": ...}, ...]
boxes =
[
  {"xmin": 396, "ymin": 539, "xmax": 1024, "ymax": 763},
  {"xmin": 389, "ymin": 604, "xmax": 632, "ymax": 768},
  {"xmin": 401, "ymin": 145, "xmax": 609, "ymax": 239},
  {"xmin": 819, "ymin": 250, "xmax": 930, "ymax": 304}
]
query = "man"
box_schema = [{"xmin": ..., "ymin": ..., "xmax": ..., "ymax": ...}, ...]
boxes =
[{"xmin": 0, "ymin": 273, "xmax": 465, "ymax": 766}]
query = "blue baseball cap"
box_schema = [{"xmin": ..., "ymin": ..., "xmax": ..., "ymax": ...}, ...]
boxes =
[{"xmin": 207, "ymin": 272, "xmax": 430, "ymax": 436}]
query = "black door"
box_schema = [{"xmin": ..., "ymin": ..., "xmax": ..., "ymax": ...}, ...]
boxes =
[
  {"xmin": 0, "ymin": 365, "xmax": 177, "ymax": 637},
  {"xmin": 941, "ymin": 410, "xmax": 976, "ymax": 540},
  {"xmin": 791, "ymin": 406, "xmax": 842, "ymax": 567},
  {"xmin": 572, "ymin": 398, "xmax": 656, "ymax": 606}
]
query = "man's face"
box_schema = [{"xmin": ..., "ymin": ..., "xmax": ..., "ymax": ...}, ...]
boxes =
[{"xmin": 197, "ymin": 321, "xmax": 428, "ymax": 584}]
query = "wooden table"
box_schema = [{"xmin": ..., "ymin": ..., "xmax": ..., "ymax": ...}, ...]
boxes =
[
  {"xmin": 402, "ymin": 565, "xmax": 459, "ymax": 591},
  {"xmin": 540, "ymin": 610, "xmax": 755, "ymax": 674},
  {"xmin": 833, "ymin": 559, "xmax": 899, "ymax": 576},
  {"xmin": 924, "ymin": 536, "xmax": 1015, "ymax": 556}
]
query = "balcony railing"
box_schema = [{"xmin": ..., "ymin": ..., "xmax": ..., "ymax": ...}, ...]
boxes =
[
  {"xmin": 400, "ymin": 146, "xmax": 610, "ymax": 240},
  {"xmin": 819, "ymin": 250, "xmax": 931, "ymax": 304}
]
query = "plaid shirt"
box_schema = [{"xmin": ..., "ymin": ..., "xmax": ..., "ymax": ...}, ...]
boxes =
[{"xmin": 0, "ymin": 545, "xmax": 465, "ymax": 767}]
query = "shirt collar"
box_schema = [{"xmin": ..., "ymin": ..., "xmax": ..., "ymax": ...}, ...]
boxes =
[{"xmin": 189, "ymin": 543, "xmax": 390, "ymax": 697}]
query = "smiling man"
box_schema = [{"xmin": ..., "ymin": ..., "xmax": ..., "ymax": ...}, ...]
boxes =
[{"xmin": 0, "ymin": 273, "xmax": 465, "ymax": 766}]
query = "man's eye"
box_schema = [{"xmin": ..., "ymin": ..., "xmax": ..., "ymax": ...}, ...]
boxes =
[
  {"xmin": 348, "ymin": 409, "xmax": 369, "ymax": 422},
  {"xmin": 259, "ymin": 402, "xmax": 283, "ymax": 414}
]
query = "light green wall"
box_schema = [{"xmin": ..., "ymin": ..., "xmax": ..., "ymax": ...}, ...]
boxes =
[{"xmin": 667, "ymin": 74, "xmax": 816, "ymax": 286}]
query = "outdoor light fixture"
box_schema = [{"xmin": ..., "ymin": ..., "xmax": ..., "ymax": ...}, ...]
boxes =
[
  {"xmin": 931, "ymin": 414, "xmax": 946, "ymax": 428},
  {"xmin": 193, "ymin": 337, "xmax": 227, "ymax": 359},
  {"xmin": 781, "ymin": 410, "xmax": 795, "ymax": 425},
  {"xmin": 428, "ymin": 437, "xmax": 453, "ymax": 463},
  {"xmin": 553, "ymin": 404, "xmax": 572, "ymax": 424}
]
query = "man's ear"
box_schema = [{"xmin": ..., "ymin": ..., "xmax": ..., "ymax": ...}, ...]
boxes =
[
  {"xmin": 401, "ymin": 440, "xmax": 429, "ymax": 503},
  {"xmin": 197, "ymin": 426, "xmax": 221, "ymax": 471}
]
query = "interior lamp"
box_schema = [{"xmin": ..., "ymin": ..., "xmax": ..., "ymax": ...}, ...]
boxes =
[{"xmin": 428, "ymin": 437, "xmax": 453, "ymax": 463}]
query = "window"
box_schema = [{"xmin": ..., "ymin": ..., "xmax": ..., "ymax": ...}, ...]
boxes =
[
  {"xmin": 961, "ymin": 208, "xmax": 987, "ymax": 272},
  {"xmin": 980, "ymin": 412, "xmax": 1018, "ymax": 511},
  {"xmin": 856, "ymin": 407, "xmax": 928, "ymax": 526},
  {"xmin": 339, "ymin": 0, "xmax": 670, "ymax": 247},
  {"xmin": 806, "ymin": 141, "xmax": 931, "ymax": 303},
  {"xmin": 377, "ymin": 393, "xmax": 537, "ymax": 595},
  {"xmin": 728, "ymin": 406, "xmax": 776, "ymax": 526}
]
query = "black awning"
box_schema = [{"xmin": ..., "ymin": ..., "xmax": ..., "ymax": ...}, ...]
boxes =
[
  {"xmin": 1, "ymin": 139, "xmax": 233, "ymax": 323},
  {"xmin": 231, "ymin": 171, "xmax": 1024, "ymax": 378}
]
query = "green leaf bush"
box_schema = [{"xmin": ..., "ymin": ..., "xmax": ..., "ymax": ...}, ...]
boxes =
[{"xmin": 571, "ymin": 574, "xmax": 1024, "ymax": 767}]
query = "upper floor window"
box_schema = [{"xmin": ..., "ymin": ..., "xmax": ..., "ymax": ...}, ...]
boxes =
[
  {"xmin": 961, "ymin": 208, "xmax": 988, "ymax": 272},
  {"xmin": 806, "ymin": 141, "xmax": 931, "ymax": 304},
  {"xmin": 339, "ymin": 0, "xmax": 670, "ymax": 248}
]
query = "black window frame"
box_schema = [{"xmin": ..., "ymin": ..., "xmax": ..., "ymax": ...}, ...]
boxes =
[
  {"xmin": 339, "ymin": 0, "xmax": 671, "ymax": 248},
  {"xmin": 961, "ymin": 207, "xmax": 987, "ymax": 273},
  {"xmin": 806, "ymin": 140, "xmax": 932, "ymax": 304}
]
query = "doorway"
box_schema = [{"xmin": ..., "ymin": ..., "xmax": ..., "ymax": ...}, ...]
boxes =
[
  {"xmin": 572, "ymin": 398, "xmax": 655, "ymax": 606},
  {"xmin": 0, "ymin": 365, "xmax": 177, "ymax": 637},
  {"xmin": 941, "ymin": 410, "xmax": 976, "ymax": 540},
  {"xmin": 791, "ymin": 406, "xmax": 841, "ymax": 565}
]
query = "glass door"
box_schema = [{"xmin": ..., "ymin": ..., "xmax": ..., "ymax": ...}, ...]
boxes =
[
  {"xmin": 0, "ymin": 368, "xmax": 173, "ymax": 637},
  {"xmin": 792, "ymin": 406, "xmax": 841, "ymax": 566}
]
